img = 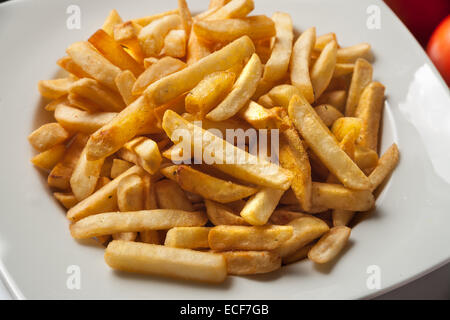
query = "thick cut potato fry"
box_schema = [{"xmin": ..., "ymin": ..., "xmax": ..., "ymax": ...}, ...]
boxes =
[
  {"xmin": 66, "ymin": 41, "xmax": 122, "ymax": 90},
  {"xmin": 178, "ymin": 0, "xmax": 192, "ymax": 37},
  {"xmin": 69, "ymin": 78, "xmax": 125, "ymax": 112},
  {"xmin": 282, "ymin": 243, "xmax": 313, "ymax": 265},
  {"xmin": 239, "ymin": 187, "xmax": 284, "ymax": 225},
  {"xmin": 132, "ymin": 10, "xmax": 180, "ymax": 27},
  {"xmin": 267, "ymin": 84, "xmax": 300, "ymax": 108},
  {"xmin": 269, "ymin": 210, "xmax": 308, "ymax": 225},
  {"xmin": 138, "ymin": 14, "xmax": 181, "ymax": 57},
  {"xmin": 31, "ymin": 144, "xmax": 66, "ymax": 171},
  {"xmin": 333, "ymin": 63, "xmax": 354, "ymax": 77},
  {"xmin": 185, "ymin": 71, "xmax": 235, "ymax": 117},
  {"xmin": 354, "ymin": 81, "xmax": 385, "ymax": 151},
  {"xmin": 43, "ymin": 96, "xmax": 69, "ymax": 112},
  {"xmin": 163, "ymin": 110, "xmax": 293, "ymax": 190},
  {"xmin": 113, "ymin": 21, "xmax": 145, "ymax": 63},
  {"xmin": 208, "ymin": 0, "xmax": 231, "ymax": 9},
  {"xmin": 155, "ymin": 179, "xmax": 194, "ymax": 211},
  {"xmin": 289, "ymin": 95, "xmax": 371, "ymax": 190},
  {"xmin": 369, "ymin": 143, "xmax": 399, "ymax": 191},
  {"xmin": 95, "ymin": 176, "xmax": 111, "ymax": 190},
  {"xmin": 105, "ymin": 240, "xmax": 227, "ymax": 283},
  {"xmin": 161, "ymin": 165, "xmax": 257, "ymax": 203},
  {"xmin": 28, "ymin": 123, "xmax": 69, "ymax": 152},
  {"xmin": 311, "ymin": 182, "xmax": 374, "ymax": 211},
  {"xmin": 48, "ymin": 134, "xmax": 89, "ymax": 190},
  {"xmin": 205, "ymin": 199, "xmax": 248, "ymax": 226},
  {"xmin": 38, "ymin": 78, "xmax": 76, "ymax": 99},
  {"xmin": 194, "ymin": 16, "xmax": 275, "ymax": 43},
  {"xmin": 110, "ymin": 159, "xmax": 134, "ymax": 179},
  {"xmin": 70, "ymin": 147, "xmax": 105, "ymax": 201},
  {"xmin": 118, "ymin": 137, "xmax": 162, "ymax": 175},
  {"xmin": 332, "ymin": 210, "xmax": 354, "ymax": 227},
  {"xmin": 57, "ymin": 56, "xmax": 91, "ymax": 79},
  {"xmin": 133, "ymin": 56, "xmax": 186, "ymax": 95},
  {"xmin": 315, "ymin": 33, "xmax": 337, "ymax": 51},
  {"xmin": 331, "ymin": 117, "xmax": 362, "ymax": 141},
  {"xmin": 186, "ymin": 31, "xmax": 211, "ymax": 65},
  {"xmin": 182, "ymin": 113, "xmax": 251, "ymax": 137},
  {"xmin": 54, "ymin": 192, "xmax": 78, "ymax": 209},
  {"xmin": 238, "ymin": 101, "xmax": 283, "ymax": 129},
  {"xmin": 207, "ymin": 0, "xmax": 254, "ymax": 20},
  {"xmin": 88, "ymin": 29, "xmax": 144, "ymax": 77},
  {"xmin": 336, "ymin": 43, "xmax": 372, "ymax": 63},
  {"xmin": 290, "ymin": 27, "xmax": 316, "ymax": 103},
  {"xmin": 316, "ymin": 90, "xmax": 347, "ymax": 113},
  {"xmin": 222, "ymin": 251, "xmax": 281, "ymax": 275},
  {"xmin": 115, "ymin": 70, "xmax": 137, "ymax": 105},
  {"xmin": 354, "ymin": 145, "xmax": 378, "ymax": 171},
  {"xmin": 67, "ymin": 165, "xmax": 145, "ymax": 221},
  {"xmin": 208, "ymin": 225, "xmax": 293, "ymax": 251},
  {"xmin": 165, "ymin": 227, "xmax": 211, "ymax": 249},
  {"xmin": 275, "ymin": 216, "xmax": 329, "ymax": 258},
  {"xmin": 314, "ymin": 104, "xmax": 343, "ymax": 127},
  {"xmin": 102, "ymin": 9, "xmax": 123, "ymax": 36},
  {"xmin": 70, "ymin": 209, "xmax": 207, "ymax": 238},
  {"xmin": 67, "ymin": 93, "xmax": 103, "ymax": 112},
  {"xmin": 310, "ymin": 40, "xmax": 338, "ymax": 100},
  {"xmin": 161, "ymin": 29, "xmax": 186, "ymax": 58},
  {"xmin": 206, "ymin": 53, "xmax": 262, "ymax": 121},
  {"xmin": 345, "ymin": 58, "xmax": 373, "ymax": 117},
  {"xmin": 308, "ymin": 226, "xmax": 351, "ymax": 264}
]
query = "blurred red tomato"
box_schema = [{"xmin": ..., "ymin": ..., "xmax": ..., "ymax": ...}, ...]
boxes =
[{"xmin": 427, "ymin": 16, "xmax": 450, "ymax": 86}]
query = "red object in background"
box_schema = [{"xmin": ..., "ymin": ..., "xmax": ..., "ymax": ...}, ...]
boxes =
[{"xmin": 427, "ymin": 16, "xmax": 450, "ymax": 86}]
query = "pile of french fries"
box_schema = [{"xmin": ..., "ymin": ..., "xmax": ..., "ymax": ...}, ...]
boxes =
[{"xmin": 28, "ymin": 0, "xmax": 399, "ymax": 284}]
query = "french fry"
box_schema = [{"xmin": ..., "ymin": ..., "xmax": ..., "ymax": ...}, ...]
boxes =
[
  {"xmin": 110, "ymin": 159, "xmax": 134, "ymax": 179},
  {"xmin": 88, "ymin": 29, "xmax": 144, "ymax": 77},
  {"xmin": 43, "ymin": 96, "xmax": 69, "ymax": 112},
  {"xmin": 239, "ymin": 187, "xmax": 284, "ymax": 225},
  {"xmin": 67, "ymin": 93, "xmax": 102, "ymax": 112},
  {"xmin": 331, "ymin": 117, "xmax": 362, "ymax": 141},
  {"xmin": 194, "ymin": 16, "xmax": 275, "ymax": 43},
  {"xmin": 254, "ymin": 38, "xmax": 272, "ymax": 65},
  {"xmin": 345, "ymin": 58, "xmax": 373, "ymax": 116},
  {"xmin": 310, "ymin": 40, "xmax": 337, "ymax": 100},
  {"xmin": 336, "ymin": 43, "xmax": 372, "ymax": 63},
  {"xmin": 308, "ymin": 226, "xmax": 351, "ymax": 264},
  {"xmin": 205, "ymin": 199, "xmax": 249, "ymax": 226},
  {"xmin": 288, "ymin": 94, "xmax": 371, "ymax": 190},
  {"xmin": 155, "ymin": 179, "xmax": 194, "ymax": 211},
  {"xmin": 38, "ymin": 78, "xmax": 76, "ymax": 99},
  {"xmin": 70, "ymin": 147, "xmax": 105, "ymax": 201},
  {"xmin": 290, "ymin": 27, "xmax": 316, "ymax": 103},
  {"xmin": 31, "ymin": 144, "xmax": 66, "ymax": 171},
  {"xmin": 165, "ymin": 227, "xmax": 211, "ymax": 249},
  {"xmin": 221, "ymin": 251, "xmax": 281, "ymax": 275},
  {"xmin": 115, "ymin": 70, "xmax": 137, "ymax": 105},
  {"xmin": 140, "ymin": 229, "xmax": 161, "ymax": 244},
  {"xmin": 132, "ymin": 10, "xmax": 180, "ymax": 27},
  {"xmin": 208, "ymin": 225, "xmax": 293, "ymax": 251},
  {"xmin": 70, "ymin": 209, "xmax": 207, "ymax": 239},
  {"xmin": 95, "ymin": 176, "xmax": 111, "ymax": 190},
  {"xmin": 162, "ymin": 110, "xmax": 293, "ymax": 190},
  {"xmin": 102, "ymin": 9, "xmax": 123, "ymax": 36},
  {"xmin": 161, "ymin": 165, "xmax": 257, "ymax": 203},
  {"xmin": 315, "ymin": 90, "xmax": 347, "ymax": 113},
  {"xmin": 333, "ymin": 63, "xmax": 354, "ymax": 78},
  {"xmin": 113, "ymin": 21, "xmax": 145, "ymax": 63},
  {"xmin": 239, "ymin": 102, "xmax": 284, "ymax": 129},
  {"xmin": 138, "ymin": 14, "xmax": 181, "ymax": 57},
  {"xmin": 274, "ymin": 216, "xmax": 329, "ymax": 258},
  {"xmin": 314, "ymin": 104, "xmax": 343, "ymax": 127},
  {"xmin": 161, "ymin": 29, "xmax": 186, "ymax": 58},
  {"xmin": 206, "ymin": 0, "xmax": 254, "ymax": 20},
  {"xmin": 182, "ymin": 113, "xmax": 251, "ymax": 137},
  {"xmin": 332, "ymin": 210, "xmax": 354, "ymax": 227},
  {"xmin": 178, "ymin": 0, "xmax": 192, "ymax": 37},
  {"xmin": 67, "ymin": 165, "xmax": 146, "ymax": 221},
  {"xmin": 208, "ymin": 0, "xmax": 231, "ymax": 10},
  {"xmin": 311, "ymin": 182, "xmax": 374, "ymax": 211},
  {"xmin": 118, "ymin": 137, "xmax": 162, "ymax": 175},
  {"xmin": 269, "ymin": 210, "xmax": 308, "ymax": 225},
  {"xmin": 185, "ymin": 71, "xmax": 235, "ymax": 117},
  {"xmin": 206, "ymin": 53, "xmax": 262, "ymax": 121},
  {"xmin": 186, "ymin": 31, "xmax": 211, "ymax": 65},
  {"xmin": 354, "ymin": 145, "xmax": 379, "ymax": 171},
  {"xmin": 66, "ymin": 41, "xmax": 122, "ymax": 90},
  {"xmin": 143, "ymin": 57, "xmax": 159, "ymax": 68},
  {"xmin": 282, "ymin": 243, "xmax": 313, "ymax": 265},
  {"xmin": 57, "ymin": 56, "xmax": 91, "ymax": 79},
  {"xmin": 314, "ymin": 32, "xmax": 337, "ymax": 51},
  {"xmin": 369, "ymin": 143, "xmax": 399, "ymax": 191},
  {"xmin": 104, "ymin": 240, "xmax": 227, "ymax": 283},
  {"xmin": 267, "ymin": 84, "xmax": 300, "ymax": 108},
  {"xmin": 355, "ymin": 81, "xmax": 385, "ymax": 151},
  {"xmin": 54, "ymin": 192, "xmax": 78, "ymax": 210}
]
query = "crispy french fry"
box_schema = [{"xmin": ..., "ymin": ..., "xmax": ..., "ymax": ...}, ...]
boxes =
[
  {"xmin": 308, "ymin": 226, "xmax": 351, "ymax": 263},
  {"xmin": 38, "ymin": 78, "xmax": 76, "ymax": 99},
  {"xmin": 165, "ymin": 227, "xmax": 211, "ymax": 249},
  {"xmin": 102, "ymin": 9, "xmax": 123, "ymax": 36},
  {"xmin": 354, "ymin": 145, "xmax": 378, "ymax": 171},
  {"xmin": 290, "ymin": 27, "xmax": 315, "ymax": 103},
  {"xmin": 115, "ymin": 70, "xmax": 137, "ymax": 105},
  {"xmin": 54, "ymin": 192, "xmax": 78, "ymax": 209},
  {"xmin": 67, "ymin": 93, "xmax": 102, "ymax": 112},
  {"xmin": 289, "ymin": 94, "xmax": 371, "ymax": 190},
  {"xmin": 332, "ymin": 210, "xmax": 354, "ymax": 227},
  {"xmin": 333, "ymin": 63, "xmax": 354, "ymax": 78},
  {"xmin": 267, "ymin": 84, "xmax": 300, "ymax": 108},
  {"xmin": 110, "ymin": 159, "xmax": 134, "ymax": 179},
  {"xmin": 161, "ymin": 29, "xmax": 186, "ymax": 58},
  {"xmin": 105, "ymin": 240, "xmax": 227, "ymax": 283},
  {"xmin": 269, "ymin": 210, "xmax": 308, "ymax": 225},
  {"xmin": 239, "ymin": 187, "xmax": 284, "ymax": 225},
  {"xmin": 186, "ymin": 31, "xmax": 211, "ymax": 65},
  {"xmin": 315, "ymin": 32, "xmax": 337, "ymax": 51},
  {"xmin": 345, "ymin": 58, "xmax": 373, "ymax": 117},
  {"xmin": 155, "ymin": 179, "xmax": 194, "ymax": 211},
  {"xmin": 222, "ymin": 251, "xmax": 281, "ymax": 275},
  {"xmin": 208, "ymin": 0, "xmax": 231, "ymax": 9},
  {"xmin": 113, "ymin": 21, "xmax": 145, "ymax": 63},
  {"xmin": 314, "ymin": 104, "xmax": 343, "ymax": 127},
  {"xmin": 206, "ymin": 53, "xmax": 262, "ymax": 121},
  {"xmin": 207, "ymin": 0, "xmax": 254, "ymax": 20},
  {"xmin": 208, "ymin": 225, "xmax": 293, "ymax": 251},
  {"xmin": 95, "ymin": 176, "xmax": 111, "ymax": 190},
  {"xmin": 369, "ymin": 143, "xmax": 399, "ymax": 191},
  {"xmin": 182, "ymin": 113, "xmax": 251, "ymax": 137},
  {"xmin": 310, "ymin": 40, "xmax": 337, "ymax": 100},
  {"xmin": 205, "ymin": 199, "xmax": 249, "ymax": 226},
  {"xmin": 161, "ymin": 165, "xmax": 257, "ymax": 203},
  {"xmin": 331, "ymin": 117, "xmax": 362, "ymax": 141},
  {"xmin": 132, "ymin": 10, "xmax": 180, "ymax": 27},
  {"xmin": 315, "ymin": 90, "xmax": 347, "ymax": 113},
  {"xmin": 138, "ymin": 14, "xmax": 181, "ymax": 57},
  {"xmin": 57, "ymin": 56, "xmax": 91, "ymax": 79},
  {"xmin": 31, "ymin": 144, "xmax": 66, "ymax": 171},
  {"xmin": 178, "ymin": 0, "xmax": 192, "ymax": 37},
  {"xmin": 70, "ymin": 209, "xmax": 207, "ymax": 238},
  {"xmin": 282, "ymin": 243, "xmax": 313, "ymax": 265},
  {"xmin": 118, "ymin": 137, "xmax": 162, "ymax": 175},
  {"xmin": 311, "ymin": 182, "xmax": 374, "ymax": 211},
  {"xmin": 336, "ymin": 43, "xmax": 372, "ymax": 63}
]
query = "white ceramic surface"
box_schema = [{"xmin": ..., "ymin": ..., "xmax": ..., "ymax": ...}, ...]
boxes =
[{"xmin": 0, "ymin": 0, "xmax": 449, "ymax": 299}]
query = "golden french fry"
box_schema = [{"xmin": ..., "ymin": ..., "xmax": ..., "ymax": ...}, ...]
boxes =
[
  {"xmin": 118, "ymin": 137, "xmax": 162, "ymax": 175},
  {"xmin": 208, "ymin": 225, "xmax": 293, "ymax": 251},
  {"xmin": 314, "ymin": 104, "xmax": 343, "ymax": 127},
  {"xmin": 186, "ymin": 31, "xmax": 211, "ymax": 65},
  {"xmin": 336, "ymin": 43, "xmax": 372, "ymax": 63},
  {"xmin": 331, "ymin": 117, "xmax": 362, "ymax": 141},
  {"xmin": 206, "ymin": 53, "xmax": 262, "ymax": 121},
  {"xmin": 290, "ymin": 27, "xmax": 315, "ymax": 103},
  {"xmin": 165, "ymin": 227, "xmax": 211, "ymax": 249},
  {"xmin": 182, "ymin": 113, "xmax": 251, "ymax": 137},
  {"xmin": 185, "ymin": 71, "xmax": 235, "ymax": 117},
  {"xmin": 67, "ymin": 93, "xmax": 102, "ymax": 112},
  {"xmin": 66, "ymin": 41, "xmax": 122, "ymax": 90},
  {"xmin": 161, "ymin": 29, "xmax": 186, "ymax": 58},
  {"xmin": 314, "ymin": 32, "xmax": 337, "ymax": 51},
  {"xmin": 102, "ymin": 9, "xmax": 123, "ymax": 36},
  {"xmin": 88, "ymin": 29, "xmax": 144, "ymax": 77},
  {"xmin": 308, "ymin": 226, "xmax": 351, "ymax": 263},
  {"xmin": 354, "ymin": 145, "xmax": 379, "ymax": 171},
  {"xmin": 104, "ymin": 240, "xmax": 227, "ymax": 283},
  {"xmin": 238, "ymin": 101, "xmax": 282, "ymax": 129},
  {"xmin": 204, "ymin": 199, "xmax": 249, "ymax": 226},
  {"xmin": 332, "ymin": 210, "xmax": 354, "ymax": 227},
  {"xmin": 345, "ymin": 58, "xmax": 373, "ymax": 116},
  {"xmin": 315, "ymin": 90, "xmax": 347, "ymax": 113},
  {"xmin": 369, "ymin": 143, "xmax": 399, "ymax": 191},
  {"xmin": 282, "ymin": 243, "xmax": 313, "ymax": 265},
  {"xmin": 155, "ymin": 179, "xmax": 194, "ymax": 211},
  {"xmin": 208, "ymin": 0, "xmax": 231, "ymax": 10},
  {"xmin": 267, "ymin": 84, "xmax": 300, "ymax": 108},
  {"xmin": 140, "ymin": 230, "xmax": 161, "ymax": 244},
  {"xmin": 95, "ymin": 176, "xmax": 111, "ymax": 190},
  {"xmin": 110, "ymin": 159, "xmax": 134, "ymax": 179},
  {"xmin": 113, "ymin": 21, "xmax": 145, "ymax": 63},
  {"xmin": 115, "ymin": 70, "xmax": 137, "ymax": 105},
  {"xmin": 162, "ymin": 110, "xmax": 293, "ymax": 190},
  {"xmin": 206, "ymin": 0, "xmax": 254, "ymax": 20},
  {"xmin": 31, "ymin": 144, "xmax": 66, "ymax": 171},
  {"xmin": 221, "ymin": 251, "xmax": 281, "ymax": 275},
  {"xmin": 138, "ymin": 14, "xmax": 181, "ymax": 57},
  {"xmin": 333, "ymin": 63, "xmax": 354, "ymax": 77},
  {"xmin": 269, "ymin": 210, "xmax": 308, "ymax": 225},
  {"xmin": 311, "ymin": 182, "xmax": 374, "ymax": 211},
  {"xmin": 239, "ymin": 187, "xmax": 284, "ymax": 225},
  {"xmin": 355, "ymin": 81, "xmax": 385, "ymax": 151},
  {"xmin": 117, "ymin": 174, "xmax": 145, "ymax": 211},
  {"xmin": 54, "ymin": 192, "xmax": 78, "ymax": 210},
  {"xmin": 289, "ymin": 94, "xmax": 371, "ymax": 190},
  {"xmin": 133, "ymin": 56, "xmax": 186, "ymax": 95},
  {"xmin": 38, "ymin": 78, "xmax": 76, "ymax": 99},
  {"xmin": 43, "ymin": 96, "xmax": 68, "ymax": 112},
  {"xmin": 178, "ymin": 0, "xmax": 192, "ymax": 37},
  {"xmin": 161, "ymin": 165, "xmax": 257, "ymax": 203},
  {"xmin": 311, "ymin": 40, "xmax": 337, "ymax": 100},
  {"xmin": 67, "ymin": 165, "xmax": 146, "ymax": 221},
  {"xmin": 70, "ymin": 209, "xmax": 207, "ymax": 239},
  {"xmin": 274, "ymin": 216, "xmax": 329, "ymax": 258},
  {"xmin": 132, "ymin": 10, "xmax": 180, "ymax": 27},
  {"xmin": 57, "ymin": 56, "xmax": 91, "ymax": 79}
]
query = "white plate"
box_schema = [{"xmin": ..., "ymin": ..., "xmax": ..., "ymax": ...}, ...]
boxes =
[{"xmin": 0, "ymin": 0, "xmax": 449, "ymax": 300}]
